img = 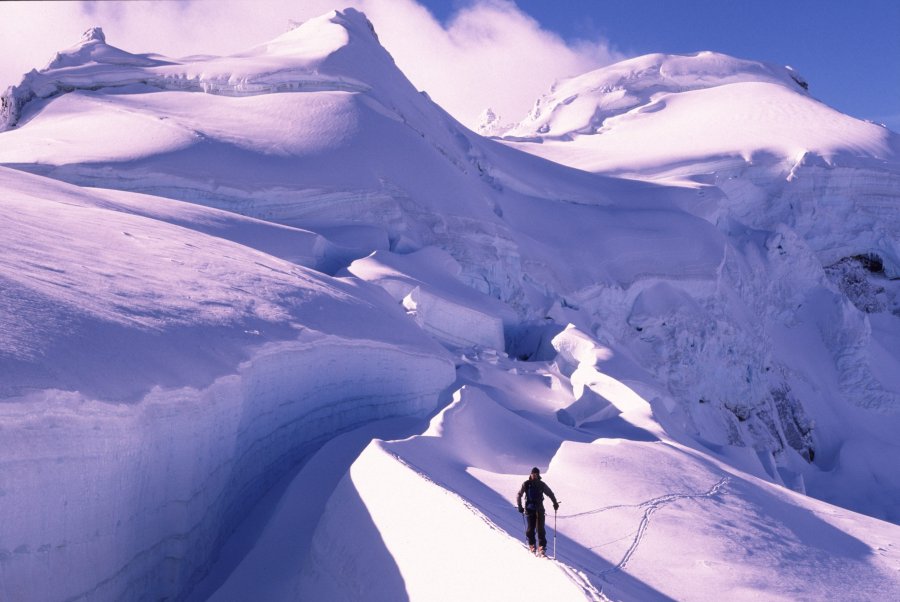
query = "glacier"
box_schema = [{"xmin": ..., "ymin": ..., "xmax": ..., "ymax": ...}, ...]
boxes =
[{"xmin": 1, "ymin": 7, "xmax": 899, "ymax": 601}]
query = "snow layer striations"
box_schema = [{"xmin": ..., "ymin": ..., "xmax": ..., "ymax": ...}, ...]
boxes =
[{"xmin": 0, "ymin": 165, "xmax": 455, "ymax": 601}]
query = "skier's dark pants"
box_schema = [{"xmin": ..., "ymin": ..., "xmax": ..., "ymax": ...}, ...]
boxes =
[{"xmin": 526, "ymin": 510, "xmax": 547, "ymax": 547}]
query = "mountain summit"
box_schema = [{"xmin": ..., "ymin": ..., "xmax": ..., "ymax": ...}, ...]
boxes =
[
  {"xmin": 501, "ymin": 49, "xmax": 900, "ymax": 287},
  {"xmin": 505, "ymin": 51, "xmax": 810, "ymax": 138},
  {"xmin": 501, "ymin": 50, "xmax": 899, "ymax": 178},
  {"xmin": 0, "ymin": 9, "xmax": 397, "ymax": 132}
]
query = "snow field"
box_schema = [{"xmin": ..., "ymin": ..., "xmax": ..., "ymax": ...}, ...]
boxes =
[
  {"xmin": 501, "ymin": 51, "xmax": 897, "ymax": 177},
  {"xmin": 0, "ymin": 162, "xmax": 460, "ymax": 600},
  {"xmin": 509, "ymin": 82, "xmax": 894, "ymax": 177}
]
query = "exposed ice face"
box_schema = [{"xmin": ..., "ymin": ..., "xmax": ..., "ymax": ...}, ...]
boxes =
[
  {"xmin": 476, "ymin": 106, "xmax": 513, "ymax": 137},
  {"xmin": 0, "ymin": 339, "xmax": 455, "ymax": 602},
  {"xmin": 344, "ymin": 247, "xmax": 513, "ymax": 351},
  {"xmin": 825, "ymin": 255, "xmax": 894, "ymax": 314},
  {"xmin": 80, "ymin": 26, "xmax": 106, "ymax": 43}
]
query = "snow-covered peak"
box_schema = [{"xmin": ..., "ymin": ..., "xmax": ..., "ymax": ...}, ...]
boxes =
[
  {"xmin": 234, "ymin": 8, "xmax": 388, "ymax": 77},
  {"xmin": 42, "ymin": 26, "xmax": 165, "ymax": 72},
  {"xmin": 80, "ymin": 26, "xmax": 105, "ymax": 43},
  {"xmin": 570, "ymin": 51, "xmax": 807, "ymax": 97},
  {"xmin": 0, "ymin": 8, "xmax": 402, "ymax": 132},
  {"xmin": 501, "ymin": 50, "xmax": 899, "ymax": 183},
  {"xmin": 505, "ymin": 51, "xmax": 810, "ymax": 140},
  {"xmin": 260, "ymin": 11, "xmax": 351, "ymax": 61}
]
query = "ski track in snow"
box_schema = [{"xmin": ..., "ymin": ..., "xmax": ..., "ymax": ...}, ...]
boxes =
[
  {"xmin": 562, "ymin": 477, "xmax": 730, "ymax": 580},
  {"xmin": 386, "ymin": 450, "xmax": 610, "ymax": 601},
  {"xmin": 389, "ymin": 446, "xmax": 727, "ymax": 601}
]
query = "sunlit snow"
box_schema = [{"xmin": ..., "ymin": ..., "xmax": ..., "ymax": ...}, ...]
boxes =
[{"xmin": 1, "ymin": 8, "xmax": 899, "ymax": 602}]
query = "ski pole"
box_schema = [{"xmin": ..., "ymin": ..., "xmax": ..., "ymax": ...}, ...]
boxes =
[
  {"xmin": 553, "ymin": 503, "xmax": 559, "ymax": 560},
  {"xmin": 520, "ymin": 507, "xmax": 530, "ymax": 553}
]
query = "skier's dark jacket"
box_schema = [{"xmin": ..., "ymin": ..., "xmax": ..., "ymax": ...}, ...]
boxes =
[{"xmin": 517, "ymin": 476, "xmax": 558, "ymax": 513}]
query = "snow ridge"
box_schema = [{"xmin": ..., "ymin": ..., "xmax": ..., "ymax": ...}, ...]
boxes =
[{"xmin": 0, "ymin": 10, "xmax": 386, "ymax": 132}]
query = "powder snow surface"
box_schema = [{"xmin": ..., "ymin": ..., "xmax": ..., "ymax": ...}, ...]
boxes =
[{"xmin": 1, "ymin": 9, "xmax": 899, "ymax": 602}]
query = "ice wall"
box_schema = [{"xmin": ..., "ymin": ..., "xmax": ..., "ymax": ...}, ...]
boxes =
[
  {"xmin": 346, "ymin": 248, "xmax": 511, "ymax": 351},
  {"xmin": 717, "ymin": 159, "xmax": 900, "ymax": 413},
  {"xmin": 0, "ymin": 337, "xmax": 455, "ymax": 601},
  {"xmin": 721, "ymin": 161, "xmax": 900, "ymax": 278}
]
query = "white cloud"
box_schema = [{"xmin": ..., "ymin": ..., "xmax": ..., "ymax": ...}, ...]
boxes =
[
  {"xmin": 0, "ymin": 0, "xmax": 623, "ymax": 129},
  {"xmin": 364, "ymin": 0, "xmax": 624, "ymax": 127}
]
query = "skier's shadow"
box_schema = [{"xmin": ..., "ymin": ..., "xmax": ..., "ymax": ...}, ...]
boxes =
[{"xmin": 296, "ymin": 477, "xmax": 410, "ymax": 601}]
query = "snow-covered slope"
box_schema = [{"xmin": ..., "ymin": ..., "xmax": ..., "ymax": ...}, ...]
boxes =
[
  {"xmin": 497, "ymin": 49, "xmax": 900, "ymax": 503},
  {"xmin": 312, "ymin": 385, "xmax": 898, "ymax": 602},
  {"xmin": 1, "ymin": 9, "xmax": 899, "ymax": 602},
  {"xmin": 499, "ymin": 52, "xmax": 897, "ymax": 172},
  {"xmin": 214, "ymin": 363, "xmax": 900, "ymax": 601},
  {"xmin": 0, "ymin": 164, "xmax": 457, "ymax": 600},
  {"xmin": 0, "ymin": 9, "xmax": 688, "ymax": 303},
  {"xmin": 499, "ymin": 52, "xmax": 900, "ymax": 277}
]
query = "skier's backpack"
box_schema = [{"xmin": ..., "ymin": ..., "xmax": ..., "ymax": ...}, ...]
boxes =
[{"xmin": 524, "ymin": 480, "xmax": 543, "ymax": 511}]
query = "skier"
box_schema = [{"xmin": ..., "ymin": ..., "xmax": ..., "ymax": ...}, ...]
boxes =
[{"xmin": 516, "ymin": 467, "xmax": 559, "ymax": 556}]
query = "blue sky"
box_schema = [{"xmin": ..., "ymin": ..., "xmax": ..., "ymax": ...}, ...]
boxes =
[{"xmin": 422, "ymin": 0, "xmax": 900, "ymax": 131}]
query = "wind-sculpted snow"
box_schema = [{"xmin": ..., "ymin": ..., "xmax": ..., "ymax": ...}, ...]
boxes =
[
  {"xmin": 496, "ymin": 48, "xmax": 900, "ymax": 519},
  {"xmin": 0, "ymin": 9, "xmax": 723, "ymax": 312},
  {"xmin": 0, "ymin": 166, "xmax": 435, "ymax": 398},
  {"xmin": 298, "ymin": 441, "xmax": 598, "ymax": 602},
  {"xmin": 0, "ymin": 11, "xmax": 383, "ymax": 132},
  {"xmin": 294, "ymin": 376, "xmax": 900, "ymax": 601},
  {"xmin": 345, "ymin": 247, "xmax": 513, "ymax": 351},
  {"xmin": 0, "ymin": 166, "xmax": 456, "ymax": 600}
]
